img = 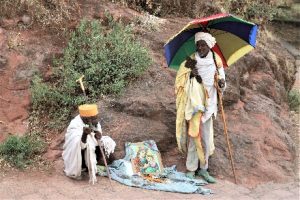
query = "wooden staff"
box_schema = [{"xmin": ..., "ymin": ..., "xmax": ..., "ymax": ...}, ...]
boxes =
[
  {"xmin": 216, "ymin": 85, "xmax": 238, "ymax": 184},
  {"xmin": 212, "ymin": 50, "xmax": 237, "ymax": 184},
  {"xmin": 96, "ymin": 132, "xmax": 115, "ymax": 192}
]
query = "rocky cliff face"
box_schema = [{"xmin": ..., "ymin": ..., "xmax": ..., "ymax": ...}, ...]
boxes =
[
  {"xmin": 0, "ymin": 24, "xmax": 64, "ymax": 141},
  {"xmin": 209, "ymin": 32, "xmax": 297, "ymax": 186}
]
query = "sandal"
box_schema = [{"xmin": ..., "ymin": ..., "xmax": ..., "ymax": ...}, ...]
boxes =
[
  {"xmin": 197, "ymin": 169, "xmax": 216, "ymax": 183},
  {"xmin": 186, "ymin": 171, "xmax": 196, "ymax": 179}
]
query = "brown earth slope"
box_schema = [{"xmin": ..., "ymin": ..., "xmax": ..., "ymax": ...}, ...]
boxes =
[{"xmin": 0, "ymin": 0, "xmax": 298, "ymax": 189}]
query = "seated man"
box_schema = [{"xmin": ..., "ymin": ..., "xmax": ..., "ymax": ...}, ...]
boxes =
[{"xmin": 62, "ymin": 104, "xmax": 116, "ymax": 184}]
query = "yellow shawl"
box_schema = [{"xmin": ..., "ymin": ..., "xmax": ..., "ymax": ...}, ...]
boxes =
[{"xmin": 175, "ymin": 53, "xmax": 222, "ymax": 154}]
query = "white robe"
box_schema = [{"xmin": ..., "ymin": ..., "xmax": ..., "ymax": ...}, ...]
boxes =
[
  {"xmin": 62, "ymin": 115, "xmax": 102, "ymax": 184},
  {"xmin": 195, "ymin": 51, "xmax": 226, "ymax": 123},
  {"xmin": 186, "ymin": 52, "xmax": 226, "ymax": 171}
]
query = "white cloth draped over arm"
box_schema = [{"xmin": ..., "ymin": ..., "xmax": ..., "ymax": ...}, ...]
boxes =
[
  {"xmin": 217, "ymin": 66, "xmax": 226, "ymax": 92},
  {"xmin": 85, "ymin": 132, "xmax": 98, "ymax": 184},
  {"xmin": 62, "ymin": 115, "xmax": 98, "ymax": 184},
  {"xmin": 62, "ymin": 116, "xmax": 84, "ymax": 179},
  {"xmin": 218, "ymin": 67, "xmax": 225, "ymax": 80},
  {"xmin": 184, "ymin": 77, "xmax": 206, "ymax": 121},
  {"xmin": 100, "ymin": 136, "xmax": 116, "ymax": 157}
]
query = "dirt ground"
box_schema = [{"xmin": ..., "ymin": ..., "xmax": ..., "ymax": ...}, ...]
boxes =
[{"xmin": 0, "ymin": 159, "xmax": 299, "ymax": 200}]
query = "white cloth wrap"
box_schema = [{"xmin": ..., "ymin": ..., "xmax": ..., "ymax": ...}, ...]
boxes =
[
  {"xmin": 195, "ymin": 51, "xmax": 226, "ymax": 123},
  {"xmin": 194, "ymin": 32, "xmax": 216, "ymax": 48},
  {"xmin": 100, "ymin": 136, "xmax": 116, "ymax": 157},
  {"xmin": 62, "ymin": 115, "xmax": 103, "ymax": 184}
]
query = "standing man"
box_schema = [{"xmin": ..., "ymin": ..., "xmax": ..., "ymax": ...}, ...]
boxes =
[
  {"xmin": 62, "ymin": 104, "xmax": 116, "ymax": 184},
  {"xmin": 175, "ymin": 32, "xmax": 226, "ymax": 183}
]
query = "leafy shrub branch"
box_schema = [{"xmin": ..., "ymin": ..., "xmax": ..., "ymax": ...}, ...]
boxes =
[
  {"xmin": 31, "ymin": 19, "xmax": 152, "ymax": 130},
  {"xmin": 0, "ymin": 134, "xmax": 45, "ymax": 169}
]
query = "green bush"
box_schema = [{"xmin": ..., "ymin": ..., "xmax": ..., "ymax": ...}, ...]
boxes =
[
  {"xmin": 30, "ymin": 76, "xmax": 80, "ymax": 129},
  {"xmin": 288, "ymin": 89, "xmax": 300, "ymax": 112},
  {"xmin": 56, "ymin": 19, "xmax": 151, "ymax": 96},
  {"xmin": 31, "ymin": 19, "xmax": 151, "ymax": 129},
  {"xmin": 0, "ymin": 135, "xmax": 45, "ymax": 169}
]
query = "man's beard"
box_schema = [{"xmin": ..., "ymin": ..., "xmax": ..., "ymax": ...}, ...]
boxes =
[{"xmin": 198, "ymin": 51, "xmax": 208, "ymax": 58}]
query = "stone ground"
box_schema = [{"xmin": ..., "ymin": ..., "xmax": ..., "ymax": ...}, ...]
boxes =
[{"xmin": 0, "ymin": 160, "xmax": 299, "ymax": 200}]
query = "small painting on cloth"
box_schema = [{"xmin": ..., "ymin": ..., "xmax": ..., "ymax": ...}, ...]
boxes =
[{"xmin": 126, "ymin": 140, "xmax": 163, "ymax": 175}]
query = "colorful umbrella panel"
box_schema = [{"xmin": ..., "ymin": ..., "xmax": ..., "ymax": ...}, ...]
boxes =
[{"xmin": 164, "ymin": 13, "xmax": 258, "ymax": 70}]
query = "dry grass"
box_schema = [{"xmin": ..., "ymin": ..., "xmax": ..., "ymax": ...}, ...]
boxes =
[
  {"xmin": 0, "ymin": 0, "xmax": 80, "ymax": 31},
  {"xmin": 133, "ymin": 13, "xmax": 166, "ymax": 31},
  {"xmin": 110, "ymin": 0, "xmax": 221, "ymax": 17},
  {"xmin": 110, "ymin": 0, "xmax": 290, "ymax": 24}
]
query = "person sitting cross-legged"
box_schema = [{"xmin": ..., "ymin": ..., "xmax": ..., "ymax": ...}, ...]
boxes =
[{"xmin": 62, "ymin": 104, "xmax": 116, "ymax": 184}]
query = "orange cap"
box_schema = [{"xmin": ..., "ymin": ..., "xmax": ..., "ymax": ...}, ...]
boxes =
[{"xmin": 78, "ymin": 104, "xmax": 98, "ymax": 117}]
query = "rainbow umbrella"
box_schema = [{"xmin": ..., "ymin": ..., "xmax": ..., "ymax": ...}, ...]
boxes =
[{"xmin": 164, "ymin": 13, "xmax": 258, "ymax": 70}]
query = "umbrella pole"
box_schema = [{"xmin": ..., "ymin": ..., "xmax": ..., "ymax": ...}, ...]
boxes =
[
  {"xmin": 76, "ymin": 76, "xmax": 114, "ymax": 191},
  {"xmin": 217, "ymin": 88, "xmax": 238, "ymax": 184}
]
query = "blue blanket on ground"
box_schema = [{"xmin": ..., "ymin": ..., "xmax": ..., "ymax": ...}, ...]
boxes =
[
  {"xmin": 98, "ymin": 140, "xmax": 212, "ymax": 195},
  {"xmin": 98, "ymin": 159, "xmax": 212, "ymax": 195}
]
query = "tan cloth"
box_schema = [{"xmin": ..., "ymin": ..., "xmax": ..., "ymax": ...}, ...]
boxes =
[{"xmin": 175, "ymin": 59, "xmax": 192, "ymax": 153}]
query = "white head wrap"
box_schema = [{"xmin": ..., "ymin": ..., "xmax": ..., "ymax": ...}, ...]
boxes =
[{"xmin": 195, "ymin": 32, "xmax": 216, "ymax": 49}]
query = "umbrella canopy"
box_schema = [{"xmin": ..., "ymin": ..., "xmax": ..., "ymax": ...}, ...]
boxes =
[{"xmin": 164, "ymin": 13, "xmax": 258, "ymax": 70}]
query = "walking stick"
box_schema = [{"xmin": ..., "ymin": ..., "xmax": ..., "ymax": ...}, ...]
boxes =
[
  {"xmin": 93, "ymin": 127, "xmax": 114, "ymax": 191},
  {"xmin": 76, "ymin": 75, "xmax": 114, "ymax": 191},
  {"xmin": 216, "ymin": 85, "xmax": 238, "ymax": 184}
]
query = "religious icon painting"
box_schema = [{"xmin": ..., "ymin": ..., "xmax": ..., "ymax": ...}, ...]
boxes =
[{"xmin": 125, "ymin": 140, "xmax": 164, "ymax": 175}]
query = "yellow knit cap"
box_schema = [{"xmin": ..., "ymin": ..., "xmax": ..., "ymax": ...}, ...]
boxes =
[{"xmin": 78, "ymin": 104, "xmax": 98, "ymax": 117}]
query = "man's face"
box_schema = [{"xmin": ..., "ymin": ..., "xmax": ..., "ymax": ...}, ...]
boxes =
[
  {"xmin": 146, "ymin": 156, "xmax": 153, "ymax": 162},
  {"xmin": 81, "ymin": 114, "xmax": 99, "ymax": 126},
  {"xmin": 140, "ymin": 150, "xmax": 145, "ymax": 157},
  {"xmin": 196, "ymin": 40, "xmax": 210, "ymax": 58}
]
